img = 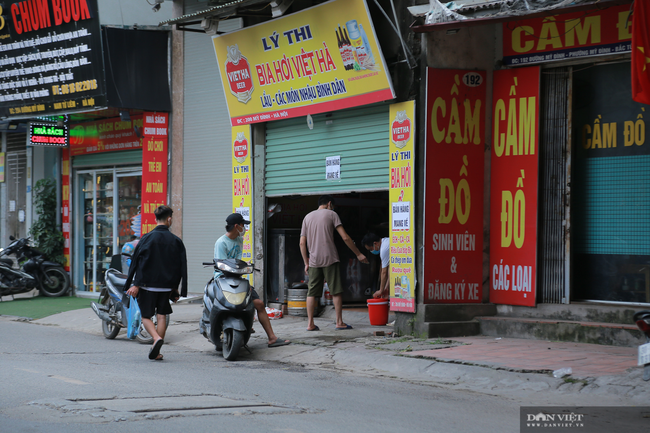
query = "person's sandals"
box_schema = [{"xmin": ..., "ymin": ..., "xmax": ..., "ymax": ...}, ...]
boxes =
[
  {"xmin": 149, "ymin": 339, "xmax": 164, "ymax": 360},
  {"xmin": 268, "ymin": 339, "xmax": 291, "ymax": 348},
  {"xmin": 306, "ymin": 325, "xmax": 320, "ymax": 331},
  {"xmin": 335, "ymin": 324, "xmax": 353, "ymax": 330}
]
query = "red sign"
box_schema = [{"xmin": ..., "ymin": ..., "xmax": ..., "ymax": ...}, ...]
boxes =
[
  {"xmin": 489, "ymin": 67, "xmax": 540, "ymax": 307},
  {"xmin": 503, "ymin": 3, "xmax": 632, "ymax": 66},
  {"xmin": 391, "ymin": 117, "xmax": 411, "ymax": 147},
  {"xmin": 69, "ymin": 116, "xmax": 143, "ymax": 156},
  {"xmin": 61, "ymin": 147, "xmax": 71, "ymax": 271},
  {"xmin": 424, "ymin": 69, "xmax": 486, "ymax": 304},
  {"xmin": 233, "ymin": 135, "xmax": 248, "ymax": 162},
  {"xmin": 140, "ymin": 112, "xmax": 169, "ymax": 235},
  {"xmin": 225, "ymin": 46, "xmax": 254, "ymax": 104}
]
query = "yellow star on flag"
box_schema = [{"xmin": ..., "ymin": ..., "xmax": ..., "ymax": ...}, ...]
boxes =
[{"xmin": 637, "ymin": 46, "xmax": 650, "ymax": 71}]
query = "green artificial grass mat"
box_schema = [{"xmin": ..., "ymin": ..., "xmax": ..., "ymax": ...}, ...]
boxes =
[{"xmin": 0, "ymin": 296, "xmax": 91, "ymax": 320}]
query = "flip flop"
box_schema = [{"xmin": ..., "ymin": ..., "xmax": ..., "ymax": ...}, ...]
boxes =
[
  {"xmin": 149, "ymin": 339, "xmax": 164, "ymax": 360},
  {"xmin": 155, "ymin": 354, "xmax": 164, "ymax": 361},
  {"xmin": 268, "ymin": 339, "xmax": 291, "ymax": 348},
  {"xmin": 306, "ymin": 326, "xmax": 320, "ymax": 331},
  {"xmin": 335, "ymin": 324, "xmax": 353, "ymax": 330}
]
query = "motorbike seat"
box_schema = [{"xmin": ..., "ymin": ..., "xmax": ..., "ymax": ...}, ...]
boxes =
[
  {"xmin": 106, "ymin": 270, "xmax": 128, "ymax": 289},
  {"xmin": 0, "ymin": 257, "xmax": 13, "ymax": 267}
]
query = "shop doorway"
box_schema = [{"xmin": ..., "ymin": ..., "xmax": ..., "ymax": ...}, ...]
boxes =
[
  {"xmin": 266, "ymin": 191, "xmax": 389, "ymax": 305},
  {"xmin": 75, "ymin": 168, "xmax": 141, "ymax": 292}
]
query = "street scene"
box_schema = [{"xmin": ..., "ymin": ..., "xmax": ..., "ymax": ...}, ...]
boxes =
[
  {"xmin": 0, "ymin": 298, "xmax": 647, "ymax": 432},
  {"xmin": 2, "ymin": 0, "xmax": 650, "ymax": 431}
]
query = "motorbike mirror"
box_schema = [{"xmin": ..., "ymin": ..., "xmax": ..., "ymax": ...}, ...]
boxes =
[{"xmin": 9, "ymin": 236, "xmax": 15, "ymax": 241}]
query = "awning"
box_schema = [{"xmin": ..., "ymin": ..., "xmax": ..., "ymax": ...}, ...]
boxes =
[
  {"xmin": 410, "ymin": 0, "xmax": 632, "ymax": 33},
  {"xmin": 159, "ymin": 0, "xmax": 293, "ymax": 31}
]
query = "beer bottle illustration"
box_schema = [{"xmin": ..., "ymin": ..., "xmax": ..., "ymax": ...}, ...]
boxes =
[
  {"xmin": 342, "ymin": 27, "xmax": 355, "ymax": 70},
  {"xmin": 345, "ymin": 20, "xmax": 369, "ymax": 69}
]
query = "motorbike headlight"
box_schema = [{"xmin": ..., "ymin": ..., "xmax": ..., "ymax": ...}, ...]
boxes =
[{"xmin": 223, "ymin": 291, "xmax": 247, "ymax": 306}]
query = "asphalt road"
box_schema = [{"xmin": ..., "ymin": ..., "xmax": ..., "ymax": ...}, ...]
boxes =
[{"xmin": 0, "ymin": 318, "xmax": 519, "ymax": 433}]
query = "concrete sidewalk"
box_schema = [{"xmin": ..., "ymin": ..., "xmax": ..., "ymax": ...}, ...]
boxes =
[{"xmin": 5, "ymin": 299, "xmax": 648, "ymax": 404}]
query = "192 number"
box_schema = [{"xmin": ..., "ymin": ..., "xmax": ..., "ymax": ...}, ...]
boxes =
[{"xmin": 462, "ymin": 72, "xmax": 483, "ymax": 87}]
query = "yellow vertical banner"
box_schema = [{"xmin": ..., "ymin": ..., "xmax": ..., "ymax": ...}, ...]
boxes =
[
  {"xmin": 232, "ymin": 125, "xmax": 254, "ymax": 285},
  {"xmin": 389, "ymin": 101, "xmax": 416, "ymax": 313}
]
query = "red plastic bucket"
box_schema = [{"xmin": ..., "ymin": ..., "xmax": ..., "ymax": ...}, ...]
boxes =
[{"xmin": 367, "ymin": 299, "xmax": 389, "ymax": 326}]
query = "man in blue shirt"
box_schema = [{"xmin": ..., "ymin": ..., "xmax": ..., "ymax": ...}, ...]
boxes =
[{"xmin": 214, "ymin": 213, "xmax": 290, "ymax": 348}]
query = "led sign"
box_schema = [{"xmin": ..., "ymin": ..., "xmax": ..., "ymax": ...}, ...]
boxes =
[{"xmin": 29, "ymin": 123, "xmax": 68, "ymax": 146}]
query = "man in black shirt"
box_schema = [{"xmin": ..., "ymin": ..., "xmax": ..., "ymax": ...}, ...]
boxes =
[{"xmin": 125, "ymin": 205, "xmax": 187, "ymax": 360}]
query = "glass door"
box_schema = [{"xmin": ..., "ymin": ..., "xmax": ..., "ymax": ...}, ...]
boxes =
[{"xmin": 75, "ymin": 168, "xmax": 141, "ymax": 292}]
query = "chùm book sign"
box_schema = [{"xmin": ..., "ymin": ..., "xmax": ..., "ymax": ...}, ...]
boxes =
[{"xmin": 212, "ymin": 0, "xmax": 394, "ymax": 126}]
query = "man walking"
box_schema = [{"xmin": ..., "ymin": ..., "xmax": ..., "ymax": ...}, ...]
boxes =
[
  {"xmin": 214, "ymin": 213, "xmax": 290, "ymax": 348},
  {"xmin": 362, "ymin": 233, "xmax": 390, "ymax": 299},
  {"xmin": 300, "ymin": 195, "xmax": 369, "ymax": 331},
  {"xmin": 125, "ymin": 205, "xmax": 187, "ymax": 360}
]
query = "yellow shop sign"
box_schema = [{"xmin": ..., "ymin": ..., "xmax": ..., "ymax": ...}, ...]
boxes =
[{"xmin": 213, "ymin": 0, "xmax": 394, "ymax": 126}]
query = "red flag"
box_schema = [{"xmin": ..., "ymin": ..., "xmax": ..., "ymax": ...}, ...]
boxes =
[{"xmin": 632, "ymin": 0, "xmax": 650, "ymax": 104}]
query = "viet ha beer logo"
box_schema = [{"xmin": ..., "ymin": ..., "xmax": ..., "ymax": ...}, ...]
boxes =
[
  {"xmin": 225, "ymin": 44, "xmax": 254, "ymax": 104},
  {"xmin": 391, "ymin": 110, "xmax": 411, "ymax": 149},
  {"xmin": 233, "ymin": 132, "xmax": 248, "ymax": 164}
]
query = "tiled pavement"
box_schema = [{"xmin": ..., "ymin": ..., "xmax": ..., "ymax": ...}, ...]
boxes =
[{"xmin": 404, "ymin": 336, "xmax": 639, "ymax": 377}]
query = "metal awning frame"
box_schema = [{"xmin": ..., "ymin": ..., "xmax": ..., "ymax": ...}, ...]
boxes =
[{"xmin": 410, "ymin": 0, "xmax": 633, "ymax": 33}]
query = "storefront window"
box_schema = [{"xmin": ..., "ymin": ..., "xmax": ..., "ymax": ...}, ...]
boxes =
[
  {"xmin": 572, "ymin": 62, "xmax": 650, "ymax": 304},
  {"xmin": 76, "ymin": 168, "xmax": 141, "ymax": 292}
]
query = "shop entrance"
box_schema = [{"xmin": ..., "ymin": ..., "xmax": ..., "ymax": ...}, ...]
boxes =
[
  {"xmin": 266, "ymin": 191, "xmax": 389, "ymax": 305},
  {"xmin": 75, "ymin": 168, "xmax": 141, "ymax": 292}
]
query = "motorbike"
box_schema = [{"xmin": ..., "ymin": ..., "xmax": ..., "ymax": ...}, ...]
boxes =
[
  {"xmin": 0, "ymin": 236, "xmax": 70, "ymax": 298},
  {"xmin": 199, "ymin": 258, "xmax": 255, "ymax": 361},
  {"xmin": 90, "ymin": 268, "xmax": 169, "ymax": 344},
  {"xmin": 633, "ymin": 310, "xmax": 650, "ymax": 381}
]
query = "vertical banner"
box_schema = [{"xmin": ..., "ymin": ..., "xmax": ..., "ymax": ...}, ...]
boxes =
[
  {"xmin": 0, "ymin": 152, "xmax": 5, "ymax": 182},
  {"xmin": 389, "ymin": 101, "xmax": 416, "ymax": 313},
  {"xmin": 232, "ymin": 125, "xmax": 254, "ymax": 285},
  {"xmin": 61, "ymin": 148, "xmax": 71, "ymax": 271},
  {"xmin": 424, "ymin": 69, "xmax": 486, "ymax": 304},
  {"xmin": 490, "ymin": 67, "xmax": 540, "ymax": 307},
  {"xmin": 141, "ymin": 112, "xmax": 169, "ymax": 235}
]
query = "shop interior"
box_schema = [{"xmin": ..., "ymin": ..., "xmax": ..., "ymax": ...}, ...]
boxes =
[{"xmin": 266, "ymin": 191, "xmax": 389, "ymax": 305}]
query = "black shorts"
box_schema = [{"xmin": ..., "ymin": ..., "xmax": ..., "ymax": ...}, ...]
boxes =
[{"xmin": 138, "ymin": 289, "xmax": 173, "ymax": 319}]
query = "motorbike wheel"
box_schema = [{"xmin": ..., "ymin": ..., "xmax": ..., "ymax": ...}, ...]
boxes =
[
  {"xmin": 136, "ymin": 314, "xmax": 171, "ymax": 344},
  {"xmin": 102, "ymin": 298, "xmax": 121, "ymax": 339},
  {"xmin": 39, "ymin": 267, "xmax": 70, "ymax": 297},
  {"xmin": 222, "ymin": 329, "xmax": 245, "ymax": 361}
]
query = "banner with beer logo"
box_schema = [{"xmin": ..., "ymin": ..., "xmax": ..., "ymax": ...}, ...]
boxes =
[
  {"xmin": 140, "ymin": 112, "xmax": 168, "ymax": 235},
  {"xmin": 213, "ymin": 0, "xmax": 394, "ymax": 126},
  {"xmin": 424, "ymin": 69, "xmax": 486, "ymax": 304},
  {"xmin": 502, "ymin": 3, "xmax": 632, "ymax": 66},
  {"xmin": 232, "ymin": 125, "xmax": 254, "ymax": 284},
  {"xmin": 389, "ymin": 101, "xmax": 415, "ymax": 313},
  {"xmin": 490, "ymin": 67, "xmax": 540, "ymax": 307}
]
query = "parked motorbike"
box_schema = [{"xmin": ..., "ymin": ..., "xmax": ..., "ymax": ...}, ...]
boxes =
[
  {"xmin": 199, "ymin": 258, "xmax": 255, "ymax": 361},
  {"xmin": 633, "ymin": 310, "xmax": 650, "ymax": 381},
  {"xmin": 0, "ymin": 236, "xmax": 70, "ymax": 298},
  {"xmin": 90, "ymin": 268, "xmax": 169, "ymax": 344}
]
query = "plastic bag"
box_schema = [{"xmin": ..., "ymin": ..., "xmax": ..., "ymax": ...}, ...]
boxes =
[
  {"xmin": 125, "ymin": 295, "xmax": 142, "ymax": 340},
  {"xmin": 266, "ymin": 307, "xmax": 282, "ymax": 320}
]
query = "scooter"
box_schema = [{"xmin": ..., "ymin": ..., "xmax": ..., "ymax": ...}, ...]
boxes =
[
  {"xmin": 0, "ymin": 236, "xmax": 70, "ymax": 298},
  {"xmin": 91, "ymin": 268, "xmax": 169, "ymax": 344},
  {"xmin": 633, "ymin": 310, "xmax": 650, "ymax": 381},
  {"xmin": 199, "ymin": 258, "xmax": 255, "ymax": 361}
]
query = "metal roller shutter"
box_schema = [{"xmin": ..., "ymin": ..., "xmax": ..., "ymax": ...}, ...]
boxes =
[{"xmin": 265, "ymin": 104, "xmax": 390, "ymax": 197}]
